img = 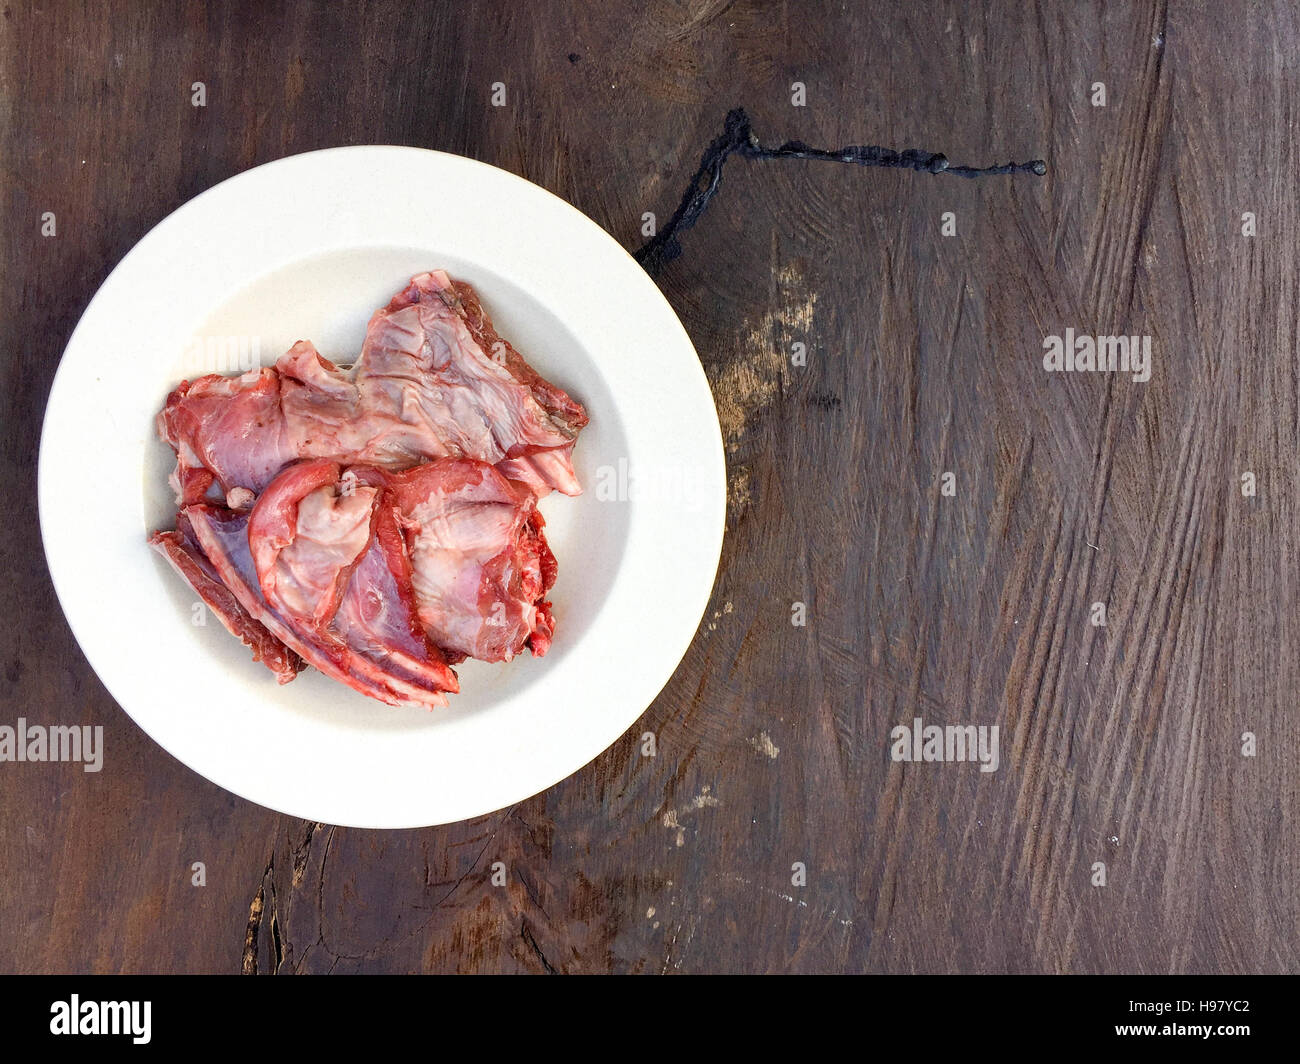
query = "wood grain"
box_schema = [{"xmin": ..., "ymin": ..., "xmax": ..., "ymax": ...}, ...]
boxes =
[{"xmin": 1, "ymin": 0, "xmax": 1295, "ymax": 973}]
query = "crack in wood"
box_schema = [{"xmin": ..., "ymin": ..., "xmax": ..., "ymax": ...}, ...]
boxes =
[
  {"xmin": 635, "ymin": 107, "xmax": 1046, "ymax": 275},
  {"xmin": 520, "ymin": 921, "xmax": 558, "ymax": 975},
  {"xmin": 241, "ymin": 857, "xmax": 274, "ymax": 975}
]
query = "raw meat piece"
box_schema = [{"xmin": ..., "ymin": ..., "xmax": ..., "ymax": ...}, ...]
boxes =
[
  {"xmin": 429, "ymin": 273, "xmax": 588, "ymax": 438},
  {"xmin": 158, "ymin": 272, "xmax": 588, "ymax": 504},
  {"xmin": 330, "ymin": 496, "xmax": 464, "ymax": 702},
  {"xmin": 356, "ymin": 458, "xmax": 557, "ymax": 663},
  {"xmin": 247, "ymin": 459, "xmax": 378, "ymax": 629},
  {"xmin": 156, "ymin": 368, "xmax": 296, "ymax": 505},
  {"xmin": 494, "ymin": 448, "xmax": 583, "ymax": 501},
  {"xmin": 148, "ymin": 516, "xmax": 305, "ymax": 684},
  {"xmin": 186, "ymin": 499, "xmax": 458, "ymax": 709},
  {"xmin": 351, "ymin": 271, "xmax": 587, "ymax": 495}
]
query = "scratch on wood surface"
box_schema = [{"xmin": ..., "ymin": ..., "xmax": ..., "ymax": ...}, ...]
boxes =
[
  {"xmin": 723, "ymin": 874, "xmax": 854, "ymax": 927},
  {"xmin": 660, "ymin": 912, "xmax": 700, "ymax": 972},
  {"xmin": 666, "ymin": 0, "xmax": 734, "ymax": 42}
]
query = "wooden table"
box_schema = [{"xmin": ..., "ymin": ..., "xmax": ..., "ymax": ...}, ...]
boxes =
[{"xmin": 1, "ymin": 0, "xmax": 1294, "ymax": 974}]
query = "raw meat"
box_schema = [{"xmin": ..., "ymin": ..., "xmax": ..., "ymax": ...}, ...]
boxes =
[
  {"xmin": 185, "ymin": 499, "xmax": 458, "ymax": 709},
  {"xmin": 330, "ymin": 496, "xmax": 464, "ymax": 704},
  {"xmin": 247, "ymin": 459, "xmax": 377, "ymax": 629},
  {"xmin": 351, "ymin": 271, "xmax": 587, "ymax": 496},
  {"xmin": 158, "ymin": 272, "xmax": 588, "ymax": 504},
  {"xmin": 157, "ymin": 367, "xmax": 296, "ymax": 506},
  {"xmin": 356, "ymin": 458, "xmax": 557, "ymax": 663},
  {"xmin": 149, "ymin": 272, "xmax": 583, "ymax": 707},
  {"xmin": 148, "ymin": 516, "xmax": 305, "ymax": 684}
]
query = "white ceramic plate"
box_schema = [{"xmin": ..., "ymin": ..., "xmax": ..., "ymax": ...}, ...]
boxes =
[{"xmin": 38, "ymin": 146, "xmax": 725, "ymax": 828}]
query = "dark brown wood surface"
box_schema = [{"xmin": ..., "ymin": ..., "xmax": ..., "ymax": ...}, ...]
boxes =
[{"xmin": 1, "ymin": 0, "xmax": 1295, "ymax": 974}]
